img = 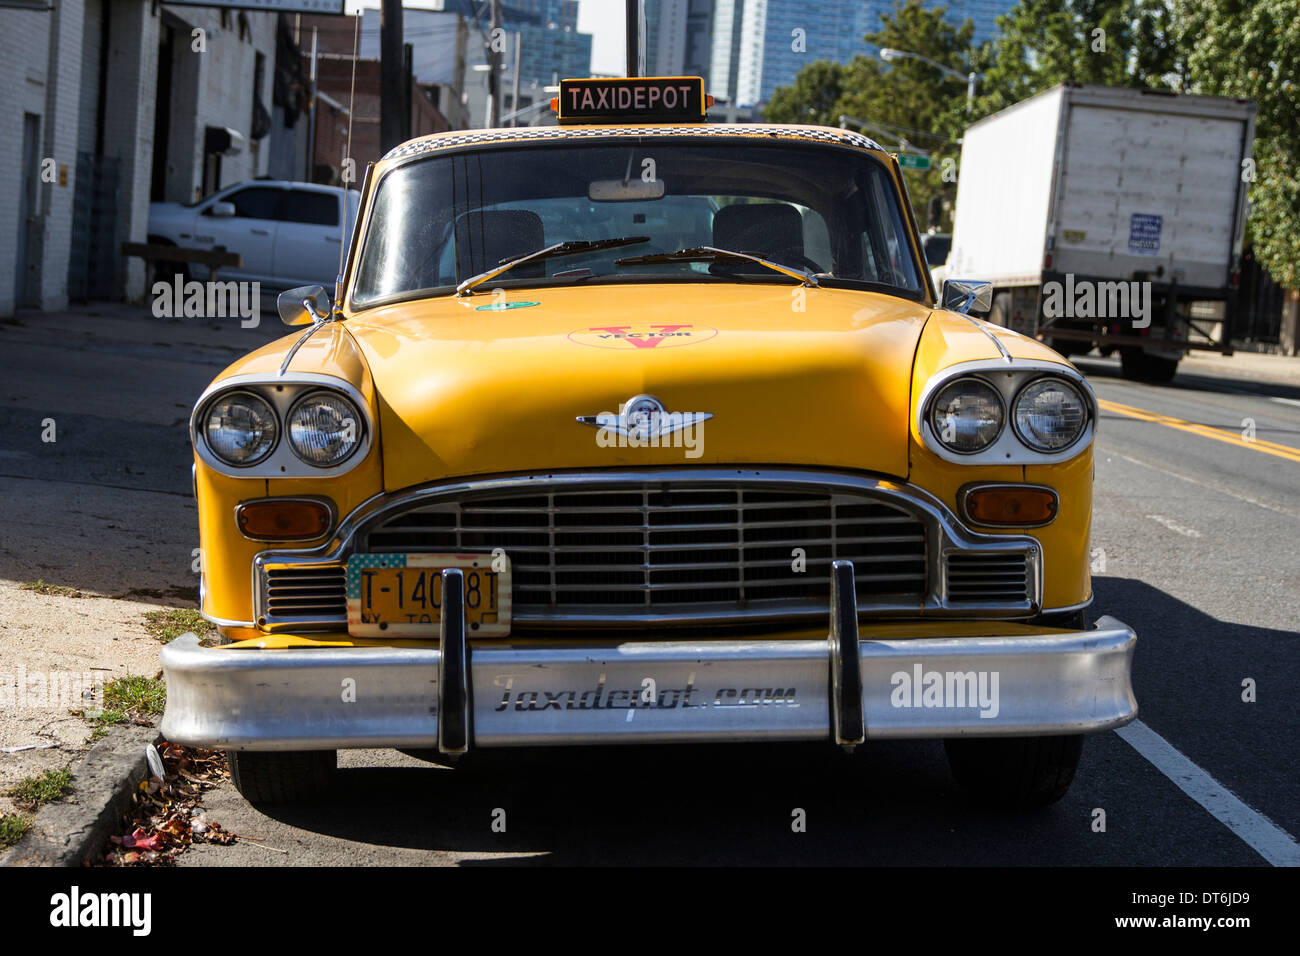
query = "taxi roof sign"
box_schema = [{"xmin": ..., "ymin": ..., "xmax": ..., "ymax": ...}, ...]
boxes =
[{"xmin": 553, "ymin": 76, "xmax": 713, "ymax": 125}]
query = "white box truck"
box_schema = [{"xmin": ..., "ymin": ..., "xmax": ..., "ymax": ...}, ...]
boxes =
[{"xmin": 945, "ymin": 84, "xmax": 1256, "ymax": 380}]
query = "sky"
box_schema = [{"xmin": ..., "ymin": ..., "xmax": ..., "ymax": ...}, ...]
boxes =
[
  {"xmin": 576, "ymin": 0, "xmax": 627, "ymax": 75},
  {"xmin": 343, "ymin": 0, "xmax": 627, "ymax": 75}
]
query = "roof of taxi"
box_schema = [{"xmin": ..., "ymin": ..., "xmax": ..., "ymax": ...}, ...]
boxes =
[{"xmin": 379, "ymin": 123, "xmax": 887, "ymax": 164}]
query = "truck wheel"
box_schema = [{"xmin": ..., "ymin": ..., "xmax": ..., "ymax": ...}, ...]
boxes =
[
  {"xmin": 944, "ymin": 734, "xmax": 1084, "ymax": 808},
  {"xmin": 228, "ymin": 749, "xmax": 337, "ymax": 805},
  {"xmin": 1047, "ymin": 337, "xmax": 1078, "ymax": 358},
  {"xmin": 1120, "ymin": 348, "xmax": 1179, "ymax": 382}
]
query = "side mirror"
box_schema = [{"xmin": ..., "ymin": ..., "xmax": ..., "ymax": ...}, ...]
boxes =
[
  {"xmin": 278, "ymin": 285, "xmax": 331, "ymax": 326},
  {"xmin": 941, "ymin": 279, "xmax": 993, "ymax": 316},
  {"xmin": 207, "ymin": 201, "xmax": 236, "ymax": 218}
]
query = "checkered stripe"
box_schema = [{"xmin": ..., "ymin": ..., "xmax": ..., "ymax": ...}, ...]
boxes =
[{"xmin": 382, "ymin": 125, "xmax": 884, "ymax": 161}]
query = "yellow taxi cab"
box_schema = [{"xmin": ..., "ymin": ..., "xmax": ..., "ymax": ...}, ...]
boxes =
[{"xmin": 161, "ymin": 76, "xmax": 1137, "ymax": 807}]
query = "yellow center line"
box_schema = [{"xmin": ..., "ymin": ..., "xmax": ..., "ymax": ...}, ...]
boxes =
[{"xmin": 1098, "ymin": 398, "xmax": 1300, "ymax": 463}]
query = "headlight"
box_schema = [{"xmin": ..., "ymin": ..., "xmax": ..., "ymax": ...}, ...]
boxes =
[
  {"xmin": 203, "ymin": 391, "xmax": 277, "ymax": 466},
  {"xmin": 1013, "ymin": 378, "xmax": 1088, "ymax": 452},
  {"xmin": 929, "ymin": 378, "xmax": 1004, "ymax": 453},
  {"xmin": 287, "ymin": 391, "xmax": 363, "ymax": 466}
]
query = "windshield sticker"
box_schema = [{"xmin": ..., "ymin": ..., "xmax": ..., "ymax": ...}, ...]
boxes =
[
  {"xmin": 475, "ymin": 301, "xmax": 541, "ymax": 311},
  {"xmin": 569, "ymin": 323, "xmax": 718, "ymax": 350}
]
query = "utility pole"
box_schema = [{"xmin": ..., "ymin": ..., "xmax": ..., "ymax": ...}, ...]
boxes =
[
  {"xmin": 510, "ymin": 31, "xmax": 521, "ymax": 126},
  {"xmin": 488, "ymin": 0, "xmax": 502, "ymax": 128},
  {"xmin": 626, "ymin": 0, "xmax": 644, "ymax": 77},
  {"xmin": 306, "ymin": 26, "xmax": 317, "ymax": 181},
  {"xmin": 380, "ymin": 0, "xmax": 405, "ymax": 152}
]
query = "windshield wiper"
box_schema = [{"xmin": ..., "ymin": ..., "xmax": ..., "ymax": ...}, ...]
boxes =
[
  {"xmin": 456, "ymin": 236, "xmax": 651, "ymax": 295},
  {"xmin": 613, "ymin": 245, "xmax": 820, "ymax": 287}
]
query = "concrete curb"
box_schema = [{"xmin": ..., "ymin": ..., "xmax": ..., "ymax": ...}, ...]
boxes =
[{"xmin": 1, "ymin": 725, "xmax": 162, "ymax": 867}]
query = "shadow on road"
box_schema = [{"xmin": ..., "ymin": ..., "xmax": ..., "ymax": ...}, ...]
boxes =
[
  {"xmin": 217, "ymin": 578, "xmax": 1289, "ymax": 865},
  {"xmin": 1073, "ymin": 354, "xmax": 1300, "ymax": 404}
]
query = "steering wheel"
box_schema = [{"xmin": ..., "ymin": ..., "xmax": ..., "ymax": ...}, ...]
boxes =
[{"xmin": 777, "ymin": 253, "xmax": 828, "ymax": 274}]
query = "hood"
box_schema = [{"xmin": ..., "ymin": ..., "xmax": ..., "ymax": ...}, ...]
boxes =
[{"xmin": 343, "ymin": 283, "xmax": 937, "ymax": 490}]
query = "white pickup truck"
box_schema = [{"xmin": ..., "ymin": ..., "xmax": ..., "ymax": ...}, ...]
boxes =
[
  {"xmin": 148, "ymin": 180, "xmax": 360, "ymax": 292},
  {"xmin": 946, "ymin": 84, "xmax": 1256, "ymax": 381}
]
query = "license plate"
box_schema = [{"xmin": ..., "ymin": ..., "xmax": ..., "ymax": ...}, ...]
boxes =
[{"xmin": 346, "ymin": 553, "xmax": 512, "ymax": 638}]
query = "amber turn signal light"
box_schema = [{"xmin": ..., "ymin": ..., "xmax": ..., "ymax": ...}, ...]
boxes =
[
  {"xmin": 962, "ymin": 485, "xmax": 1058, "ymax": 527},
  {"xmin": 236, "ymin": 498, "xmax": 333, "ymax": 541}
]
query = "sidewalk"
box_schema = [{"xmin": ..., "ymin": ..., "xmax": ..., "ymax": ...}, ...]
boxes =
[
  {"xmin": 0, "ymin": 302, "xmax": 283, "ymax": 793},
  {"xmin": 1182, "ymin": 348, "xmax": 1300, "ymax": 387}
]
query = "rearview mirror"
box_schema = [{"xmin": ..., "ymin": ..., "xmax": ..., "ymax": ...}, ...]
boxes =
[
  {"xmin": 588, "ymin": 179, "xmax": 665, "ymax": 202},
  {"xmin": 208, "ymin": 201, "xmax": 236, "ymax": 218},
  {"xmin": 278, "ymin": 285, "xmax": 331, "ymax": 326},
  {"xmin": 941, "ymin": 279, "xmax": 993, "ymax": 316}
]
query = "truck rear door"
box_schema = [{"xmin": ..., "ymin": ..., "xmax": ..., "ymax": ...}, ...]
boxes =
[{"xmin": 1053, "ymin": 98, "xmax": 1250, "ymax": 289}]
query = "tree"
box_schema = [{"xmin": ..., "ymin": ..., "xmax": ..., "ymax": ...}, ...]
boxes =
[
  {"xmin": 764, "ymin": 60, "xmax": 850, "ymax": 128},
  {"xmin": 763, "ymin": 0, "xmax": 1300, "ymax": 288},
  {"xmin": 1175, "ymin": 0, "xmax": 1300, "ymax": 288},
  {"xmin": 975, "ymin": 0, "xmax": 1182, "ymax": 115},
  {"xmin": 765, "ymin": 2, "xmax": 977, "ymax": 231}
]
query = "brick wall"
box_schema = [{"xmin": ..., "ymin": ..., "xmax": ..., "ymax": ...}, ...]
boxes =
[
  {"xmin": 102, "ymin": 0, "xmax": 158, "ymax": 303},
  {"xmin": 159, "ymin": 8, "xmax": 276, "ymax": 199},
  {"xmin": 39, "ymin": 0, "xmax": 87, "ymax": 310},
  {"xmin": 0, "ymin": 7, "xmax": 55, "ymax": 314},
  {"xmin": 0, "ymin": 2, "xmax": 282, "ymax": 312}
]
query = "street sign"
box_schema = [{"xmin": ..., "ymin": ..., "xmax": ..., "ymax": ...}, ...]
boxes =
[{"xmin": 897, "ymin": 155, "xmax": 931, "ymax": 170}]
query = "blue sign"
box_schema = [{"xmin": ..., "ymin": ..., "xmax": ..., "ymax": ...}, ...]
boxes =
[{"xmin": 1129, "ymin": 213, "xmax": 1162, "ymax": 255}]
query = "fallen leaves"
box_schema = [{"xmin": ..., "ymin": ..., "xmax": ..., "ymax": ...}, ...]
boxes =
[{"xmin": 103, "ymin": 740, "xmax": 236, "ymax": 866}]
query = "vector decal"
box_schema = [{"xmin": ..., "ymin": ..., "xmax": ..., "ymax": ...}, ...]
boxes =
[{"xmin": 568, "ymin": 323, "xmax": 719, "ymax": 350}]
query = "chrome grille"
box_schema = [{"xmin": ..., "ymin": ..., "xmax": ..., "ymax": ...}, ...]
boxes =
[
  {"xmin": 259, "ymin": 563, "xmax": 347, "ymax": 625},
  {"xmin": 361, "ymin": 485, "xmax": 928, "ymax": 616},
  {"xmin": 945, "ymin": 552, "xmax": 1031, "ymax": 604}
]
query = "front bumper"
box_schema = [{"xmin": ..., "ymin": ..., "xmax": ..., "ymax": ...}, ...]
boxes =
[{"xmin": 162, "ymin": 563, "xmax": 1137, "ymax": 751}]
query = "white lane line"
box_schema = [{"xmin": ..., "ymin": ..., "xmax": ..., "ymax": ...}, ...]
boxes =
[
  {"xmin": 1270, "ymin": 396, "xmax": 1300, "ymax": 408},
  {"xmin": 1098, "ymin": 444, "xmax": 1300, "ymax": 520},
  {"xmin": 1115, "ymin": 720, "xmax": 1300, "ymax": 866},
  {"xmin": 1144, "ymin": 514, "xmax": 1202, "ymax": 538}
]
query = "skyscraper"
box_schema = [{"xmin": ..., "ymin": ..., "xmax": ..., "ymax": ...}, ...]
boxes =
[
  {"xmin": 433, "ymin": 0, "xmax": 593, "ymax": 86},
  {"xmin": 645, "ymin": 0, "xmax": 715, "ymax": 79},
  {"xmin": 710, "ymin": 0, "xmax": 1010, "ymax": 107}
]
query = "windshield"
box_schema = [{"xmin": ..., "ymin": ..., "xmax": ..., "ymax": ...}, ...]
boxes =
[{"xmin": 351, "ymin": 141, "xmax": 924, "ymax": 308}]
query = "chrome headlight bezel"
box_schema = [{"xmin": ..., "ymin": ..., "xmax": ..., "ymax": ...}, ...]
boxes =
[
  {"xmin": 917, "ymin": 360, "xmax": 1096, "ymax": 465},
  {"xmin": 927, "ymin": 376, "xmax": 1006, "ymax": 455},
  {"xmin": 286, "ymin": 390, "xmax": 366, "ymax": 468},
  {"xmin": 201, "ymin": 389, "xmax": 279, "ymax": 467},
  {"xmin": 191, "ymin": 373, "xmax": 374, "ymax": 479},
  {"xmin": 1011, "ymin": 376, "xmax": 1089, "ymax": 453}
]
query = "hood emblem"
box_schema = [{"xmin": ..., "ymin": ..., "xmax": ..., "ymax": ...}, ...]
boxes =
[{"xmin": 577, "ymin": 394, "xmax": 712, "ymax": 441}]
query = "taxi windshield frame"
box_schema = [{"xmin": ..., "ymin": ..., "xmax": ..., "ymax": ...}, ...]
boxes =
[{"xmin": 346, "ymin": 137, "xmax": 929, "ymax": 312}]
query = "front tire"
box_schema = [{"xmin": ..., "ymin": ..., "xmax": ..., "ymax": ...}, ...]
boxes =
[
  {"xmin": 944, "ymin": 734, "xmax": 1084, "ymax": 808},
  {"xmin": 228, "ymin": 749, "xmax": 337, "ymax": 805}
]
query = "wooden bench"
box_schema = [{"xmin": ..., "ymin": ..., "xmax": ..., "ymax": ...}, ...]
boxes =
[{"xmin": 120, "ymin": 242, "xmax": 242, "ymax": 282}]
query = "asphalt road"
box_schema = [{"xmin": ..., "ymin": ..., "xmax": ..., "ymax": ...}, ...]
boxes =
[{"xmin": 1, "ymin": 307, "xmax": 1296, "ymax": 866}]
